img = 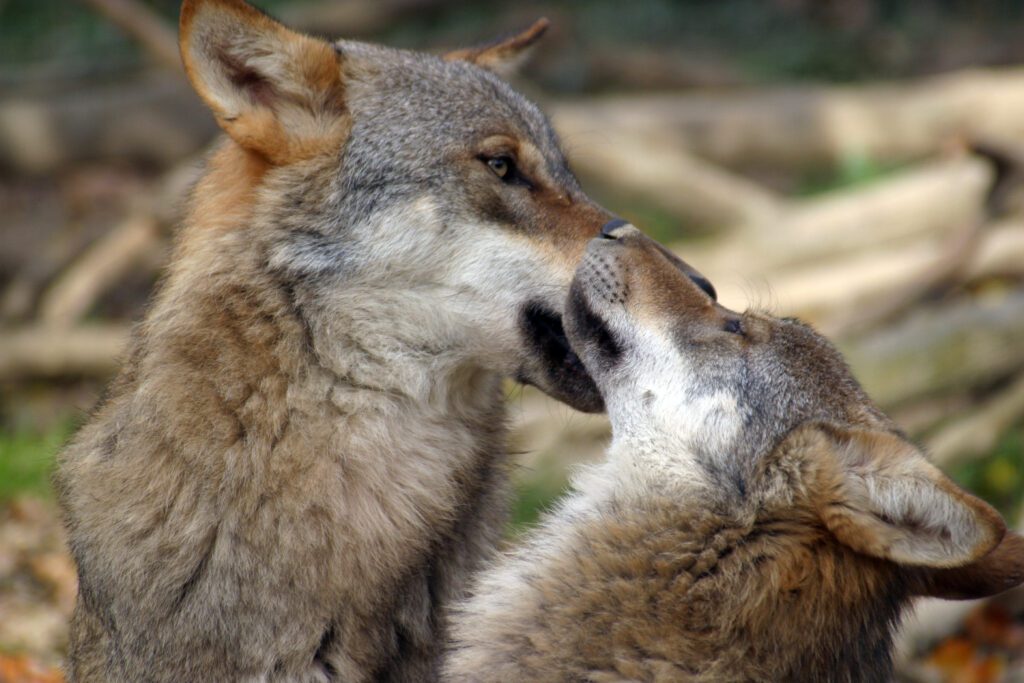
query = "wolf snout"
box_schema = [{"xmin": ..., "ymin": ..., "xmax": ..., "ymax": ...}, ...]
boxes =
[
  {"xmin": 648, "ymin": 240, "xmax": 717, "ymax": 301},
  {"xmin": 589, "ymin": 226, "xmax": 718, "ymax": 302}
]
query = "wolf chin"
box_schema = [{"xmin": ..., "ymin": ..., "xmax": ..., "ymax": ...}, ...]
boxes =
[{"xmin": 55, "ymin": 0, "xmax": 613, "ymax": 680}]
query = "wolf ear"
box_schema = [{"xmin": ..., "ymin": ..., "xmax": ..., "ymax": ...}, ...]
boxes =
[
  {"xmin": 794, "ymin": 423, "xmax": 1007, "ymax": 569},
  {"xmin": 913, "ymin": 530, "xmax": 1024, "ymax": 599},
  {"xmin": 444, "ymin": 18, "xmax": 550, "ymax": 77},
  {"xmin": 179, "ymin": 0, "xmax": 348, "ymax": 164}
]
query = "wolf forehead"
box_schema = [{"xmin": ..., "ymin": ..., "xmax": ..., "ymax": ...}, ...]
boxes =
[
  {"xmin": 741, "ymin": 318, "xmax": 878, "ymax": 413},
  {"xmin": 674, "ymin": 315, "xmax": 885, "ymax": 422},
  {"xmin": 339, "ymin": 42, "xmax": 571, "ymax": 174}
]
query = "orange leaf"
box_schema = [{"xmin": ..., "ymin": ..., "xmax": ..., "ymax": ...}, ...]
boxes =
[
  {"xmin": 0, "ymin": 654, "xmax": 64, "ymax": 683},
  {"xmin": 929, "ymin": 636, "xmax": 978, "ymax": 673}
]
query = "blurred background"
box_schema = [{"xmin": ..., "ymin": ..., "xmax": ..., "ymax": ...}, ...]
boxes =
[{"xmin": 2, "ymin": 0, "xmax": 1024, "ymax": 680}]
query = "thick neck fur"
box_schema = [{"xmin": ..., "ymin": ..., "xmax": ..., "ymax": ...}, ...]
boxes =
[
  {"xmin": 152, "ymin": 142, "xmax": 508, "ymax": 554},
  {"xmin": 177, "ymin": 143, "xmax": 498, "ymax": 394},
  {"xmin": 58, "ymin": 142, "xmax": 511, "ymax": 681},
  {"xmin": 447, "ymin": 452, "xmax": 911, "ymax": 683}
]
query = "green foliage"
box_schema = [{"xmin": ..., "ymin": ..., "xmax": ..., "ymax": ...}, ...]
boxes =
[
  {"xmin": 617, "ymin": 201, "xmax": 702, "ymax": 244},
  {"xmin": 0, "ymin": 0, "xmax": 298, "ymax": 82},
  {"xmin": 951, "ymin": 427, "xmax": 1024, "ymax": 521},
  {"xmin": 797, "ymin": 153, "xmax": 905, "ymax": 197},
  {"xmin": 508, "ymin": 476, "xmax": 568, "ymax": 535},
  {"xmin": 0, "ymin": 421, "xmax": 75, "ymax": 502},
  {"xmin": 8, "ymin": 0, "xmax": 1024, "ymax": 89}
]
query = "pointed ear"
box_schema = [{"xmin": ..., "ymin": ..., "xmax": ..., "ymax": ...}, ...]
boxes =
[
  {"xmin": 914, "ymin": 530, "xmax": 1024, "ymax": 600},
  {"xmin": 179, "ymin": 0, "xmax": 349, "ymax": 165},
  {"xmin": 444, "ymin": 18, "xmax": 550, "ymax": 77},
  {"xmin": 797, "ymin": 423, "xmax": 1006, "ymax": 568}
]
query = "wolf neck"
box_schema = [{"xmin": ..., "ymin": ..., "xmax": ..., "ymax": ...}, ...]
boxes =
[
  {"xmin": 598, "ymin": 432, "xmax": 741, "ymax": 504},
  {"xmin": 147, "ymin": 144, "xmax": 513, "ymax": 554},
  {"xmin": 597, "ymin": 385, "xmax": 752, "ymax": 502},
  {"xmin": 181, "ymin": 142, "xmax": 505, "ymax": 411},
  {"xmin": 301, "ymin": 283, "xmax": 504, "ymax": 408}
]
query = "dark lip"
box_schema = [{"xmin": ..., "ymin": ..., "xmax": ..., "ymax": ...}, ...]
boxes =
[
  {"xmin": 565, "ymin": 282, "xmax": 621, "ymax": 366},
  {"xmin": 522, "ymin": 303, "xmax": 586, "ymax": 375},
  {"xmin": 519, "ymin": 301, "xmax": 604, "ymax": 413}
]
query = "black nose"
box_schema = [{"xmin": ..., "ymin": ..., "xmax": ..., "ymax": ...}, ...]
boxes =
[{"xmin": 600, "ymin": 218, "xmax": 629, "ymax": 239}]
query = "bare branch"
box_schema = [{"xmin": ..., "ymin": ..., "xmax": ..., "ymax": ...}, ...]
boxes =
[
  {"xmin": 38, "ymin": 214, "xmax": 163, "ymax": 327},
  {"xmin": 0, "ymin": 325, "xmax": 129, "ymax": 378},
  {"xmin": 928, "ymin": 373, "xmax": 1024, "ymax": 467},
  {"xmin": 77, "ymin": 0, "xmax": 181, "ymax": 73}
]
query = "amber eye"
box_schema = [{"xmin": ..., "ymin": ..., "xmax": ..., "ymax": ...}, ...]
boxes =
[{"xmin": 486, "ymin": 156, "xmax": 512, "ymax": 180}]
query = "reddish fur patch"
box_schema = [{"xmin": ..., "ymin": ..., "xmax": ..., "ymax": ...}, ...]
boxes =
[
  {"xmin": 181, "ymin": 142, "xmax": 267, "ymax": 248},
  {"xmin": 444, "ymin": 18, "xmax": 550, "ymax": 70},
  {"xmin": 918, "ymin": 531, "xmax": 1024, "ymax": 599},
  {"xmin": 180, "ymin": 0, "xmax": 350, "ymax": 166}
]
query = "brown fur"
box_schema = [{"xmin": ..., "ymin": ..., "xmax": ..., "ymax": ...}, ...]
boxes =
[
  {"xmin": 60, "ymin": 141, "xmax": 514, "ymax": 683},
  {"xmin": 447, "ymin": 497, "xmax": 909, "ymax": 681},
  {"xmin": 179, "ymin": 0, "xmax": 349, "ymax": 165},
  {"xmin": 58, "ymin": 1, "xmax": 614, "ymax": 680},
  {"xmin": 444, "ymin": 18, "xmax": 550, "ymax": 76},
  {"xmin": 445, "ymin": 226, "xmax": 1024, "ymax": 682}
]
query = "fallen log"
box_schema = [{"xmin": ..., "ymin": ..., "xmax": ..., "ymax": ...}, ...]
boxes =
[
  {"xmin": 576, "ymin": 134, "xmax": 989, "ymax": 236},
  {"xmin": 37, "ymin": 214, "xmax": 164, "ymax": 327},
  {"xmin": 737, "ymin": 231, "xmax": 958, "ymax": 327},
  {"xmin": 838, "ymin": 290, "xmax": 1024, "ymax": 409},
  {"xmin": 0, "ymin": 325, "xmax": 129, "ymax": 378},
  {"xmin": 820, "ymin": 142, "xmax": 1022, "ymax": 337},
  {"xmin": 563, "ymin": 127, "xmax": 783, "ymax": 229},
  {"xmin": 927, "ymin": 373, "xmax": 1024, "ymax": 467},
  {"xmin": 764, "ymin": 155, "xmax": 989, "ymax": 266},
  {"xmin": 967, "ymin": 218, "xmax": 1024, "ymax": 281},
  {"xmin": 552, "ymin": 67, "xmax": 1024, "ymax": 170},
  {"xmin": 692, "ymin": 216, "xmax": 1024, "ymax": 331},
  {"xmin": 821, "ymin": 216, "xmax": 984, "ymax": 338},
  {"xmin": 0, "ymin": 76, "xmax": 215, "ymax": 174}
]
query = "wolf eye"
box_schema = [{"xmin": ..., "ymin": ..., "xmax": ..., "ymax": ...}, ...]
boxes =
[
  {"xmin": 724, "ymin": 318, "xmax": 744, "ymax": 336},
  {"xmin": 485, "ymin": 156, "xmax": 513, "ymax": 180}
]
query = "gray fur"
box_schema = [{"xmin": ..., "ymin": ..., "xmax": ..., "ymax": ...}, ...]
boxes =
[
  {"xmin": 57, "ymin": 3, "xmax": 610, "ymax": 680},
  {"xmin": 446, "ymin": 227, "xmax": 1021, "ymax": 682}
]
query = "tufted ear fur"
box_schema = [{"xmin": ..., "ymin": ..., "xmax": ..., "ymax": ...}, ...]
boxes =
[
  {"xmin": 444, "ymin": 19, "xmax": 550, "ymax": 77},
  {"xmin": 791, "ymin": 423, "xmax": 1007, "ymax": 569},
  {"xmin": 179, "ymin": 0, "xmax": 349, "ymax": 165}
]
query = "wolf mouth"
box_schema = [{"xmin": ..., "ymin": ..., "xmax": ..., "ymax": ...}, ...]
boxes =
[
  {"xmin": 566, "ymin": 286, "xmax": 621, "ymax": 365},
  {"xmin": 519, "ymin": 302, "xmax": 603, "ymax": 412},
  {"xmin": 524, "ymin": 304, "xmax": 584, "ymax": 372}
]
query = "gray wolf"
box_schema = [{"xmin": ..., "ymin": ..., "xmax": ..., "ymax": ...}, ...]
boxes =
[
  {"xmin": 445, "ymin": 224, "xmax": 1024, "ymax": 682},
  {"xmin": 55, "ymin": 0, "xmax": 614, "ymax": 680}
]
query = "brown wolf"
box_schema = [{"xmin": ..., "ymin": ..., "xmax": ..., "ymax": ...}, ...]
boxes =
[
  {"xmin": 445, "ymin": 224, "xmax": 1024, "ymax": 682},
  {"xmin": 55, "ymin": 0, "xmax": 614, "ymax": 680}
]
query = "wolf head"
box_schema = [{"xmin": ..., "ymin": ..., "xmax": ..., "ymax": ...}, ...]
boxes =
[
  {"xmin": 178, "ymin": 0, "xmax": 610, "ymax": 410},
  {"xmin": 566, "ymin": 224, "xmax": 1024, "ymax": 600}
]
